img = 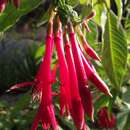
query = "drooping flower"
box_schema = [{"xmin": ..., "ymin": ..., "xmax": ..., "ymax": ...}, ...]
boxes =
[
  {"xmin": 31, "ymin": 19, "xmax": 57, "ymax": 130},
  {"xmin": 8, "ymin": 16, "xmax": 58, "ymax": 130},
  {"xmin": 97, "ymin": 107, "xmax": 116, "ymax": 128},
  {"xmin": 64, "ymin": 30, "xmax": 86, "ymax": 130},
  {"xmin": 54, "ymin": 18, "xmax": 70, "ymax": 116},
  {"xmin": 7, "ymin": 8, "xmax": 113, "ymax": 130},
  {"xmin": 76, "ymin": 27, "xmax": 100, "ymax": 61},
  {"xmin": 81, "ymin": 52, "xmax": 112, "ymax": 97},
  {"xmin": 68, "ymin": 22, "xmax": 94, "ymax": 121},
  {"xmin": 82, "ymin": 10, "xmax": 96, "ymax": 32}
]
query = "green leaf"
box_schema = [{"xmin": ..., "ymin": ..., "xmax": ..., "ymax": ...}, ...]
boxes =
[
  {"xmin": 102, "ymin": 11, "xmax": 127, "ymax": 89},
  {"xmin": 80, "ymin": 4, "xmax": 92, "ymax": 19},
  {"xmin": 117, "ymin": 109, "xmax": 130, "ymax": 130},
  {"xmin": 79, "ymin": 0, "xmax": 87, "ymax": 4},
  {"xmin": 94, "ymin": 95, "xmax": 109, "ymax": 111},
  {"xmin": 84, "ymin": 20, "xmax": 98, "ymax": 46},
  {"xmin": 123, "ymin": 86, "xmax": 130, "ymax": 104},
  {"xmin": 0, "ymin": 0, "xmax": 43, "ymax": 32},
  {"xmin": 37, "ymin": 10, "xmax": 49, "ymax": 27},
  {"xmin": 123, "ymin": 114, "xmax": 130, "ymax": 130},
  {"xmin": 115, "ymin": 0, "xmax": 123, "ymax": 22},
  {"xmin": 93, "ymin": 3, "xmax": 105, "ymax": 25},
  {"xmin": 106, "ymin": 0, "xmax": 110, "ymax": 9}
]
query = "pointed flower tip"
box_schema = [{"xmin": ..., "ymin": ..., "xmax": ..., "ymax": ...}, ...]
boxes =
[
  {"xmin": 90, "ymin": 111, "xmax": 94, "ymax": 122},
  {"xmin": 96, "ymin": 56, "xmax": 101, "ymax": 61},
  {"xmin": 109, "ymin": 92, "xmax": 113, "ymax": 98},
  {"xmin": 6, "ymin": 89, "xmax": 11, "ymax": 93},
  {"xmin": 106, "ymin": 90, "xmax": 112, "ymax": 97},
  {"xmin": 6, "ymin": 82, "xmax": 33, "ymax": 92}
]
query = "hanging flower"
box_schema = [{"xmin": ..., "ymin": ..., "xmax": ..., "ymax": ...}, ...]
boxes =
[
  {"xmin": 7, "ymin": 6, "xmax": 113, "ymax": 130},
  {"xmin": 64, "ymin": 29, "xmax": 86, "ymax": 130},
  {"xmin": 54, "ymin": 17, "xmax": 71, "ymax": 116},
  {"xmin": 97, "ymin": 107, "xmax": 116, "ymax": 129}
]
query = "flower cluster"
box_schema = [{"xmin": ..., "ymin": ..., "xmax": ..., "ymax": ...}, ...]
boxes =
[
  {"xmin": 97, "ymin": 107, "xmax": 116, "ymax": 128},
  {"xmin": 0, "ymin": 0, "xmax": 20, "ymax": 13},
  {"xmin": 8, "ymin": 11, "xmax": 112, "ymax": 130}
]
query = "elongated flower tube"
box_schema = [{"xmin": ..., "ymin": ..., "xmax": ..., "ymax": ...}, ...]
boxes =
[
  {"xmin": 84, "ymin": 10, "xmax": 96, "ymax": 21},
  {"xmin": 54, "ymin": 18, "xmax": 70, "ymax": 116},
  {"xmin": 82, "ymin": 11, "xmax": 96, "ymax": 32},
  {"xmin": 64, "ymin": 31, "xmax": 86, "ymax": 130},
  {"xmin": 7, "ymin": 82, "xmax": 34, "ymax": 92},
  {"xmin": 78, "ymin": 44, "xmax": 97, "ymax": 73},
  {"xmin": 79, "ymin": 44, "xmax": 111, "ymax": 96},
  {"xmin": 68, "ymin": 22, "xmax": 94, "ymax": 121},
  {"xmin": 0, "ymin": 0, "xmax": 7, "ymax": 13},
  {"xmin": 76, "ymin": 26, "xmax": 100, "ymax": 61},
  {"xmin": 80, "ymin": 51, "xmax": 112, "ymax": 97},
  {"xmin": 31, "ymin": 18, "xmax": 57, "ymax": 130}
]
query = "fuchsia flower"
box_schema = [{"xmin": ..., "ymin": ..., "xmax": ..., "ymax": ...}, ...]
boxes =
[
  {"xmin": 81, "ymin": 52, "xmax": 112, "ymax": 97},
  {"xmin": 31, "ymin": 20, "xmax": 57, "ymax": 130},
  {"xmin": 82, "ymin": 11, "xmax": 96, "ymax": 33},
  {"xmin": 97, "ymin": 107, "xmax": 116, "ymax": 128},
  {"xmin": 54, "ymin": 18, "xmax": 70, "ymax": 116},
  {"xmin": 68, "ymin": 23, "xmax": 94, "ymax": 121},
  {"xmin": 77, "ymin": 29, "xmax": 100, "ymax": 61},
  {"xmin": 9, "ymin": 19, "xmax": 58, "ymax": 130},
  {"xmin": 8, "ymin": 11, "xmax": 112, "ymax": 130},
  {"xmin": 64, "ymin": 30, "xmax": 86, "ymax": 130}
]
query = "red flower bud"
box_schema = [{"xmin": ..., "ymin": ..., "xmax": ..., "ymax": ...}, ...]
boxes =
[
  {"xmin": 77, "ymin": 28, "xmax": 100, "ymax": 61},
  {"xmin": 97, "ymin": 107, "xmax": 116, "ymax": 128}
]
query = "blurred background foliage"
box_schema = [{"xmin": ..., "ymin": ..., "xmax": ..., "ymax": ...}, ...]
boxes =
[{"xmin": 0, "ymin": 0, "xmax": 130, "ymax": 130}]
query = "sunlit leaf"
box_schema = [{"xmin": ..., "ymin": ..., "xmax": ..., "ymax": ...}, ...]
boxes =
[
  {"xmin": 102, "ymin": 11, "xmax": 127, "ymax": 89},
  {"xmin": 93, "ymin": 3, "xmax": 105, "ymax": 25},
  {"xmin": 115, "ymin": 0, "xmax": 123, "ymax": 22},
  {"xmin": 117, "ymin": 110, "xmax": 129, "ymax": 130},
  {"xmin": 79, "ymin": 0, "xmax": 87, "ymax": 4}
]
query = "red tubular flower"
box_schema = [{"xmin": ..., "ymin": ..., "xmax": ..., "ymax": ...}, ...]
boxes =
[
  {"xmin": 68, "ymin": 23, "xmax": 94, "ymax": 121},
  {"xmin": 86, "ymin": 10, "xmax": 96, "ymax": 20},
  {"xmin": 78, "ymin": 43, "xmax": 96, "ymax": 73},
  {"xmin": 7, "ymin": 82, "xmax": 34, "ymax": 92},
  {"xmin": 77, "ymin": 27, "xmax": 100, "ymax": 61},
  {"xmin": 0, "ymin": 0, "xmax": 7, "ymax": 13},
  {"xmin": 81, "ymin": 52, "xmax": 112, "ymax": 97},
  {"xmin": 54, "ymin": 18, "xmax": 70, "ymax": 116},
  {"xmin": 82, "ymin": 11, "xmax": 96, "ymax": 32},
  {"xmin": 64, "ymin": 31, "xmax": 86, "ymax": 130},
  {"xmin": 31, "ymin": 20, "xmax": 57, "ymax": 130},
  {"xmin": 13, "ymin": 0, "xmax": 20, "ymax": 8},
  {"xmin": 97, "ymin": 107, "xmax": 116, "ymax": 128}
]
